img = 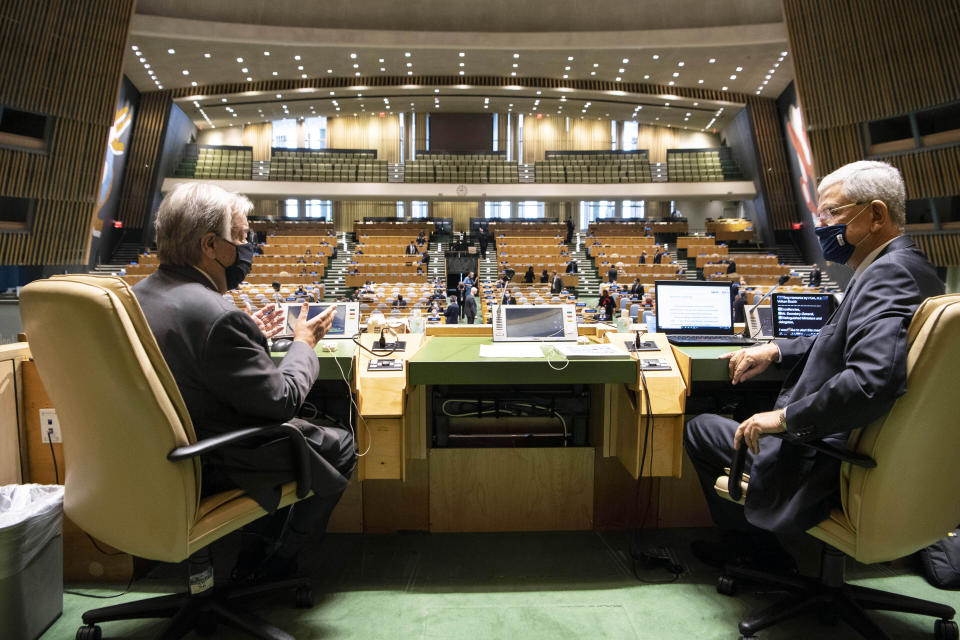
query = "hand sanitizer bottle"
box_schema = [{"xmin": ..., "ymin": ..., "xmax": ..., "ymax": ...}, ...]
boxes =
[
  {"xmin": 617, "ymin": 309, "xmax": 631, "ymax": 333},
  {"xmin": 409, "ymin": 308, "xmax": 424, "ymax": 334}
]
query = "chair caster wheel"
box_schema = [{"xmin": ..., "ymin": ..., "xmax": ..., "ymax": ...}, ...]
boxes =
[
  {"xmin": 717, "ymin": 575, "xmax": 738, "ymax": 596},
  {"xmin": 295, "ymin": 585, "xmax": 313, "ymax": 608},
  {"xmin": 935, "ymin": 619, "xmax": 959, "ymax": 640},
  {"xmin": 76, "ymin": 625, "xmax": 102, "ymax": 640}
]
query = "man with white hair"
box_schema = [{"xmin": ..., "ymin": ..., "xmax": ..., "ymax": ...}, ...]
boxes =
[
  {"xmin": 684, "ymin": 161, "xmax": 943, "ymax": 569},
  {"xmin": 133, "ymin": 182, "xmax": 356, "ymax": 581}
]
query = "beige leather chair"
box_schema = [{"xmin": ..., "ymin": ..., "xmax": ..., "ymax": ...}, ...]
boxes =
[
  {"xmin": 714, "ymin": 294, "xmax": 960, "ymax": 640},
  {"xmin": 21, "ymin": 275, "xmax": 312, "ymax": 640}
]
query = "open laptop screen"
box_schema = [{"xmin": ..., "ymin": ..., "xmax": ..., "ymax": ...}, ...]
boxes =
[
  {"xmin": 772, "ymin": 293, "xmax": 832, "ymax": 338},
  {"xmin": 655, "ymin": 280, "xmax": 734, "ymax": 335}
]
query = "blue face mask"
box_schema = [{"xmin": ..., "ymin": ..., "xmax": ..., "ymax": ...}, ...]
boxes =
[{"xmin": 815, "ymin": 204, "xmax": 870, "ymax": 265}]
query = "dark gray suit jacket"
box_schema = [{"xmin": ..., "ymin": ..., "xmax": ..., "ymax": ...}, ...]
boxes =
[
  {"xmin": 134, "ymin": 265, "xmax": 350, "ymax": 510},
  {"xmin": 744, "ymin": 236, "xmax": 943, "ymax": 533},
  {"xmin": 463, "ymin": 294, "xmax": 477, "ymax": 318}
]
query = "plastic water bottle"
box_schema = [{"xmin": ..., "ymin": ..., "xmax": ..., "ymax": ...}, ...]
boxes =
[
  {"xmin": 409, "ymin": 309, "xmax": 424, "ymax": 334},
  {"xmin": 617, "ymin": 309, "xmax": 631, "ymax": 333}
]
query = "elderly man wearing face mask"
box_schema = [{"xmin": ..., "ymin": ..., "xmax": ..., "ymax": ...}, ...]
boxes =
[
  {"xmin": 683, "ymin": 161, "xmax": 944, "ymax": 570},
  {"xmin": 133, "ymin": 183, "xmax": 356, "ymax": 582}
]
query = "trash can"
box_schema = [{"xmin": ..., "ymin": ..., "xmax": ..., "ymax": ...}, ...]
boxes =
[{"xmin": 0, "ymin": 484, "xmax": 64, "ymax": 640}]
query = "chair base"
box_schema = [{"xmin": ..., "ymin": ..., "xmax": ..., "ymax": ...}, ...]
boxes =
[
  {"xmin": 718, "ymin": 546, "xmax": 957, "ymax": 640},
  {"xmin": 76, "ymin": 576, "xmax": 312, "ymax": 640}
]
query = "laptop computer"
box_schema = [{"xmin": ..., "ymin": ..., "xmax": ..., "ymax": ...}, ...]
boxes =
[{"xmin": 654, "ymin": 280, "xmax": 755, "ymax": 347}]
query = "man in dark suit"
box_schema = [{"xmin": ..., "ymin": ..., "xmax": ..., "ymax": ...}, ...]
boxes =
[
  {"xmin": 464, "ymin": 286, "xmax": 478, "ymax": 325},
  {"xmin": 565, "ymin": 218, "xmax": 574, "ymax": 243},
  {"xmin": 566, "ymin": 259, "xmax": 578, "ymax": 274},
  {"xmin": 653, "ymin": 248, "xmax": 664, "ymax": 264},
  {"xmin": 478, "ymin": 232, "xmax": 489, "ymax": 259},
  {"xmin": 606, "ymin": 266, "xmax": 618, "ymax": 283},
  {"xmin": 629, "ymin": 277, "xmax": 644, "ymax": 298},
  {"xmin": 726, "ymin": 258, "xmax": 737, "ymax": 274},
  {"xmin": 134, "ymin": 183, "xmax": 356, "ymax": 581},
  {"xmin": 444, "ymin": 295, "xmax": 460, "ymax": 324},
  {"xmin": 809, "ymin": 264, "xmax": 822, "ymax": 287},
  {"xmin": 551, "ymin": 271, "xmax": 563, "ymax": 295},
  {"xmin": 684, "ymin": 161, "xmax": 944, "ymax": 567},
  {"xmin": 732, "ymin": 291, "xmax": 747, "ymax": 323}
]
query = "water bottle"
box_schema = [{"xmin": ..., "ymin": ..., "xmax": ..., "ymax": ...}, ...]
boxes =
[
  {"xmin": 409, "ymin": 308, "xmax": 424, "ymax": 334},
  {"xmin": 617, "ymin": 309, "xmax": 631, "ymax": 333}
]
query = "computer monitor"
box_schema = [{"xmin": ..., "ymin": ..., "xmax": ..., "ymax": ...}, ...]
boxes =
[
  {"xmin": 280, "ymin": 302, "xmax": 360, "ymax": 338},
  {"xmin": 772, "ymin": 293, "xmax": 833, "ymax": 338},
  {"xmin": 654, "ymin": 280, "xmax": 735, "ymax": 336},
  {"xmin": 492, "ymin": 305, "xmax": 578, "ymax": 342}
]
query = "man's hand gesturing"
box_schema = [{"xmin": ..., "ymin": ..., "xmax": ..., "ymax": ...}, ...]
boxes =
[
  {"xmin": 246, "ymin": 302, "xmax": 285, "ymax": 339},
  {"xmin": 293, "ymin": 303, "xmax": 336, "ymax": 348}
]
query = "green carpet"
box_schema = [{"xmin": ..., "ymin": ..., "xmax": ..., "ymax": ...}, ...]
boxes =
[{"xmin": 41, "ymin": 529, "xmax": 960, "ymax": 639}]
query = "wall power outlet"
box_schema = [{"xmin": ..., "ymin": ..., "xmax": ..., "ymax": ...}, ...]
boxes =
[{"xmin": 39, "ymin": 408, "xmax": 61, "ymax": 443}]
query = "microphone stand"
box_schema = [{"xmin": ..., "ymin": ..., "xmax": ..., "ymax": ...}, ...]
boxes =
[{"xmin": 746, "ymin": 275, "xmax": 790, "ymax": 338}]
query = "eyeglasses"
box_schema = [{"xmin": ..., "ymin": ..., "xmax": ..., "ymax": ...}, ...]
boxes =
[{"xmin": 815, "ymin": 201, "xmax": 868, "ymax": 225}]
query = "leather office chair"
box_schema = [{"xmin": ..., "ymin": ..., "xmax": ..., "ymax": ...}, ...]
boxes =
[
  {"xmin": 20, "ymin": 275, "xmax": 314, "ymax": 640},
  {"xmin": 714, "ymin": 294, "xmax": 960, "ymax": 640}
]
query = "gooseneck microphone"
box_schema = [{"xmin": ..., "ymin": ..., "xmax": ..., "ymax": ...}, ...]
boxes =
[{"xmin": 749, "ymin": 274, "xmax": 791, "ymax": 315}]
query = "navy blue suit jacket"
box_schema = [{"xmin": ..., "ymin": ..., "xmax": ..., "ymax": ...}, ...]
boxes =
[{"xmin": 744, "ymin": 236, "xmax": 943, "ymax": 533}]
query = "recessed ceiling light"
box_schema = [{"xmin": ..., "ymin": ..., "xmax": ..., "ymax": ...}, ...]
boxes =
[
  {"xmin": 563, "ymin": 74, "xmax": 569, "ymax": 79},
  {"xmin": 512, "ymin": 63, "xmax": 518, "ymax": 68},
  {"xmin": 241, "ymin": 67, "xmax": 248, "ymax": 72},
  {"xmin": 615, "ymin": 76, "xmax": 622, "ymax": 82},
  {"xmin": 460, "ymin": 62, "xmax": 465, "ymax": 67},
  {"xmin": 672, "ymin": 72, "xmax": 679, "ymax": 77},
  {"xmin": 190, "ymin": 81, "xmax": 197, "ymax": 86},
  {"xmin": 668, "ymin": 80, "xmax": 674, "ymax": 86},
  {"xmin": 762, "ymin": 80, "xmax": 768, "ymax": 85},
  {"xmin": 568, "ymin": 56, "xmax": 574, "ymax": 61},
  {"xmin": 263, "ymin": 51, "xmax": 270, "ymax": 56},
  {"xmin": 774, "ymin": 62, "xmax": 780, "ymax": 68},
  {"xmin": 643, "ymin": 74, "xmax": 649, "ymax": 79},
  {"xmin": 131, "ymin": 45, "xmax": 138, "ymax": 50},
  {"xmin": 404, "ymin": 52, "xmax": 411, "ymax": 57},
  {"xmin": 298, "ymin": 65, "xmax": 303, "ymax": 70},
  {"xmin": 511, "ymin": 71, "xmax": 517, "ymax": 76},
  {"xmin": 722, "ymin": 86, "xmax": 728, "ymax": 90},
  {"xmin": 435, "ymin": 89, "xmax": 440, "ymax": 93},
  {"xmin": 350, "ymin": 53, "xmax": 357, "ymax": 59},
  {"xmin": 708, "ymin": 58, "xmax": 716, "ymax": 63},
  {"xmin": 407, "ymin": 71, "xmax": 413, "ymax": 75},
  {"xmin": 459, "ymin": 52, "xmax": 465, "ymax": 57},
  {"xmin": 138, "ymin": 57, "xmax": 145, "ymax": 63},
  {"xmin": 327, "ymin": 69, "xmax": 333, "ymax": 73},
  {"xmin": 182, "ymin": 70, "xmax": 189, "ymax": 75},
  {"xmin": 678, "ymin": 61, "xmax": 685, "ymax": 67},
  {"xmin": 237, "ymin": 57, "xmax": 243, "ymax": 63},
  {"xmin": 247, "ymin": 77, "xmax": 252, "ymax": 81},
  {"xmin": 736, "ymin": 66, "xmax": 743, "ymax": 72},
  {"xmin": 781, "ymin": 51, "xmax": 788, "ymax": 56},
  {"xmin": 729, "ymin": 74, "xmax": 737, "ymax": 80},
  {"xmin": 380, "ymin": 67, "xmax": 386, "ymax": 72},
  {"xmin": 622, "ymin": 58, "xmax": 629, "ymax": 64},
  {"xmin": 693, "ymin": 102, "xmax": 699, "ymax": 106},
  {"xmin": 301, "ymin": 74, "xmax": 307, "ymax": 78},
  {"xmin": 203, "ymin": 53, "xmax": 211, "ymax": 58},
  {"xmin": 459, "ymin": 71, "xmax": 465, "ymax": 75},
  {"xmin": 619, "ymin": 68, "xmax": 625, "ymax": 73},
  {"xmin": 652, "ymin": 54, "xmax": 659, "ymax": 60},
  {"xmin": 564, "ymin": 66, "xmax": 570, "ymax": 70},
  {"xmin": 272, "ymin": 71, "xmax": 278, "ymax": 76},
  {"xmin": 590, "ymin": 71, "xmax": 596, "ymax": 76},
  {"xmin": 698, "ymin": 79, "xmax": 704, "ymax": 84},
  {"xmin": 355, "ymin": 71, "xmax": 361, "ymax": 76},
  {"xmin": 276, "ymin": 94, "xmax": 281, "ymax": 98},
  {"xmin": 144, "ymin": 63, "xmax": 150, "ymax": 69},
  {"xmin": 167, "ymin": 48, "xmax": 175, "ymax": 54},
  {"xmin": 513, "ymin": 53, "xmax": 520, "ymax": 58}
]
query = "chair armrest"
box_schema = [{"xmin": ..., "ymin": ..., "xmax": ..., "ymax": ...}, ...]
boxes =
[
  {"xmin": 168, "ymin": 423, "xmax": 314, "ymax": 500},
  {"xmin": 726, "ymin": 433, "xmax": 876, "ymax": 502}
]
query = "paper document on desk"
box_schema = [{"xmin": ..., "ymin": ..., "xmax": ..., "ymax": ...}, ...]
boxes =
[{"xmin": 478, "ymin": 344, "xmax": 546, "ymax": 358}]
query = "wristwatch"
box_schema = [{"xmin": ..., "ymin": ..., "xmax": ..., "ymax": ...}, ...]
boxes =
[{"xmin": 778, "ymin": 408, "xmax": 788, "ymax": 431}]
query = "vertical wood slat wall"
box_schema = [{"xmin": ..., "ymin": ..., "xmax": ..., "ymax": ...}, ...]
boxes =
[
  {"xmin": 746, "ymin": 97, "xmax": 799, "ymax": 230},
  {"xmin": 114, "ymin": 92, "xmax": 172, "ymax": 230},
  {"xmin": 783, "ymin": 0, "xmax": 960, "ymax": 264},
  {"xmin": 0, "ymin": 0, "xmax": 135, "ymax": 265}
]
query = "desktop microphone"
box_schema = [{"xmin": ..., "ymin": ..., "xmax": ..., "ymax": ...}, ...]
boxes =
[
  {"xmin": 378, "ymin": 327, "xmax": 387, "ymax": 349},
  {"xmin": 746, "ymin": 274, "xmax": 790, "ymax": 337}
]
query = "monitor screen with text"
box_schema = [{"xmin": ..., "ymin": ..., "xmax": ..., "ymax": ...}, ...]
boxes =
[
  {"xmin": 773, "ymin": 293, "xmax": 832, "ymax": 338},
  {"xmin": 655, "ymin": 281, "xmax": 734, "ymax": 334}
]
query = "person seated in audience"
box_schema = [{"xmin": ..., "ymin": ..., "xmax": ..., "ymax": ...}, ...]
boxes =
[
  {"xmin": 405, "ymin": 241, "xmax": 419, "ymax": 255},
  {"xmin": 429, "ymin": 299, "xmax": 442, "ymax": 317},
  {"xmin": 540, "ymin": 269, "xmax": 549, "ymax": 284},
  {"xmin": 299, "ymin": 267, "xmax": 308, "ymax": 276},
  {"xmin": 566, "ymin": 259, "xmax": 578, "ymax": 274},
  {"xmin": 642, "ymin": 294, "xmax": 654, "ymax": 309},
  {"xmin": 726, "ymin": 258, "xmax": 737, "ymax": 274},
  {"xmin": 416, "ymin": 265, "xmax": 424, "ymax": 276},
  {"xmin": 630, "ymin": 277, "xmax": 644, "ymax": 297},
  {"xmin": 444, "ymin": 295, "xmax": 460, "ymax": 324},
  {"xmin": 294, "ymin": 285, "xmax": 307, "ymax": 298},
  {"xmin": 597, "ymin": 288, "xmax": 615, "ymax": 321},
  {"xmin": 523, "ymin": 266, "xmax": 535, "ymax": 283},
  {"xmin": 297, "ymin": 257, "xmax": 306, "ymax": 264},
  {"xmin": 354, "ymin": 248, "xmax": 363, "ymax": 255},
  {"xmin": 421, "ymin": 252, "xmax": 431, "ymax": 266},
  {"xmin": 348, "ymin": 266, "xmax": 359, "ymax": 275},
  {"xmin": 639, "ymin": 250, "xmax": 647, "ymax": 264},
  {"xmin": 416, "ymin": 231, "xmax": 426, "ymax": 247},
  {"xmin": 392, "ymin": 294, "xmax": 406, "ymax": 308},
  {"xmin": 684, "ymin": 160, "xmax": 944, "ymax": 572},
  {"xmin": 551, "ymin": 271, "xmax": 563, "ymax": 295},
  {"xmin": 132, "ymin": 182, "xmax": 355, "ymax": 583},
  {"xmin": 504, "ymin": 289, "xmax": 518, "ymax": 305},
  {"xmin": 304, "ymin": 248, "xmax": 312, "ymax": 259}
]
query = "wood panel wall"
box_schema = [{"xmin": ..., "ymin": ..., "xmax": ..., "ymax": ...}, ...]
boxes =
[
  {"xmin": 913, "ymin": 233, "xmax": 960, "ymax": 267},
  {"xmin": 747, "ymin": 96, "xmax": 799, "ymax": 230},
  {"xmin": 114, "ymin": 92, "xmax": 172, "ymax": 229},
  {"xmin": 0, "ymin": 0, "xmax": 136, "ymax": 265}
]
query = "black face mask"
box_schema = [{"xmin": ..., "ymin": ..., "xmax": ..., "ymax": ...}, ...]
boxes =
[{"xmin": 216, "ymin": 240, "xmax": 255, "ymax": 290}]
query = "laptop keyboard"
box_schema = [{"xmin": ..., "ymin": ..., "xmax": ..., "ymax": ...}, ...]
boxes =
[{"xmin": 667, "ymin": 335, "xmax": 755, "ymax": 347}]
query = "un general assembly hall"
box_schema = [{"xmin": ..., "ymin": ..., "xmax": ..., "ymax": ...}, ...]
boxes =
[{"xmin": 2, "ymin": 2, "xmax": 960, "ymax": 639}]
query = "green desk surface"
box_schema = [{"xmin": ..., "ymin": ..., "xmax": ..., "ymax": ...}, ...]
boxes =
[
  {"xmin": 408, "ymin": 337, "xmax": 637, "ymax": 386},
  {"xmin": 271, "ymin": 340, "xmax": 356, "ymax": 380},
  {"xmin": 674, "ymin": 344, "xmax": 786, "ymax": 383}
]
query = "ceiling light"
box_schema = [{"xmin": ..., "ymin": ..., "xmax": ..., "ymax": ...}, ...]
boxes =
[
  {"xmin": 263, "ymin": 51, "xmax": 270, "ymax": 56},
  {"xmin": 294, "ymin": 55, "xmax": 301, "ymax": 61},
  {"xmin": 769, "ymin": 69, "xmax": 775, "ymax": 74},
  {"xmin": 622, "ymin": 58, "xmax": 629, "ymax": 64},
  {"xmin": 729, "ymin": 74, "xmax": 737, "ymax": 80},
  {"xmin": 513, "ymin": 63, "xmax": 518, "ymax": 68},
  {"xmin": 668, "ymin": 80, "xmax": 674, "ymax": 86},
  {"xmin": 381, "ymin": 67, "xmax": 386, "ymax": 72},
  {"xmin": 619, "ymin": 68, "xmax": 625, "ymax": 73},
  {"xmin": 167, "ymin": 48, "xmax": 175, "ymax": 54},
  {"xmin": 722, "ymin": 86, "xmax": 728, "ymax": 90},
  {"xmin": 511, "ymin": 71, "xmax": 517, "ymax": 76},
  {"xmin": 678, "ymin": 61, "xmax": 685, "ymax": 67},
  {"xmin": 355, "ymin": 72, "xmax": 361, "ymax": 76},
  {"xmin": 774, "ymin": 62, "xmax": 780, "ymax": 68},
  {"xmin": 459, "ymin": 71, "xmax": 465, "ymax": 75},
  {"xmin": 272, "ymin": 71, "xmax": 278, "ymax": 76},
  {"xmin": 563, "ymin": 74, "xmax": 569, "ymax": 79},
  {"xmin": 672, "ymin": 71, "xmax": 679, "ymax": 77},
  {"xmin": 435, "ymin": 89, "xmax": 440, "ymax": 93},
  {"xmin": 536, "ymin": 90, "xmax": 541, "ymax": 95},
  {"xmin": 138, "ymin": 57, "xmax": 145, "ymax": 63},
  {"xmin": 404, "ymin": 52, "xmax": 411, "ymax": 57},
  {"xmin": 247, "ymin": 77, "xmax": 252, "ymax": 81},
  {"xmin": 301, "ymin": 74, "xmax": 307, "ymax": 78},
  {"xmin": 298, "ymin": 65, "xmax": 303, "ymax": 70},
  {"xmin": 182, "ymin": 70, "xmax": 189, "ymax": 75},
  {"xmin": 763, "ymin": 80, "xmax": 768, "ymax": 85},
  {"xmin": 353, "ymin": 63, "xmax": 359, "ymax": 68},
  {"xmin": 459, "ymin": 52, "xmax": 465, "ymax": 57},
  {"xmin": 237, "ymin": 57, "xmax": 243, "ymax": 63},
  {"xmin": 350, "ymin": 53, "xmax": 357, "ymax": 59},
  {"xmin": 643, "ymin": 74, "xmax": 649, "ymax": 79},
  {"xmin": 327, "ymin": 69, "xmax": 333, "ymax": 73},
  {"xmin": 736, "ymin": 66, "xmax": 743, "ymax": 72},
  {"xmin": 652, "ymin": 54, "xmax": 659, "ymax": 60},
  {"xmin": 276, "ymin": 94, "xmax": 281, "ymax": 98},
  {"xmin": 765, "ymin": 74, "xmax": 771, "ymax": 79},
  {"xmin": 698, "ymin": 79, "xmax": 704, "ymax": 84},
  {"xmin": 144, "ymin": 63, "xmax": 150, "ymax": 69},
  {"xmin": 708, "ymin": 58, "xmax": 716, "ymax": 63},
  {"xmin": 781, "ymin": 51, "xmax": 788, "ymax": 56},
  {"xmin": 204, "ymin": 53, "xmax": 211, "ymax": 58},
  {"xmin": 157, "ymin": 85, "xmax": 163, "ymax": 90},
  {"xmin": 191, "ymin": 81, "xmax": 197, "ymax": 86},
  {"xmin": 568, "ymin": 56, "xmax": 574, "ymax": 61},
  {"xmin": 590, "ymin": 71, "xmax": 596, "ymax": 76},
  {"xmin": 460, "ymin": 62, "xmax": 465, "ymax": 67},
  {"xmin": 513, "ymin": 53, "xmax": 520, "ymax": 58},
  {"xmin": 407, "ymin": 71, "xmax": 413, "ymax": 75},
  {"xmin": 241, "ymin": 67, "xmax": 248, "ymax": 72},
  {"xmin": 131, "ymin": 45, "xmax": 138, "ymax": 50}
]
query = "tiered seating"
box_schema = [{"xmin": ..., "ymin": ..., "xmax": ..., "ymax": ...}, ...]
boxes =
[
  {"xmin": 490, "ymin": 222, "xmax": 577, "ymax": 287},
  {"xmin": 405, "ymin": 152, "xmax": 518, "ymax": 183},
  {"xmin": 587, "ymin": 222, "xmax": 680, "ymax": 284},
  {"xmin": 269, "ymin": 148, "xmax": 386, "ymax": 182},
  {"xmin": 174, "ymin": 146, "xmax": 253, "ymax": 180},
  {"xmin": 535, "ymin": 151, "xmax": 652, "ymax": 183},
  {"xmin": 250, "ymin": 220, "xmax": 336, "ymax": 237},
  {"xmin": 476, "ymin": 282, "xmax": 582, "ymax": 321},
  {"xmin": 346, "ymin": 222, "xmax": 432, "ymax": 287},
  {"xmin": 355, "ymin": 282, "xmax": 440, "ymax": 322},
  {"xmin": 706, "ymin": 218, "xmax": 755, "ymax": 242},
  {"xmin": 667, "ymin": 148, "xmax": 744, "ymax": 181}
]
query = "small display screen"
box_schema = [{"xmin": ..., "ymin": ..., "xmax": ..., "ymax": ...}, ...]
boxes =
[
  {"xmin": 283, "ymin": 304, "xmax": 347, "ymax": 336},
  {"xmin": 773, "ymin": 293, "xmax": 832, "ymax": 338},
  {"xmin": 504, "ymin": 307, "xmax": 567, "ymax": 339}
]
